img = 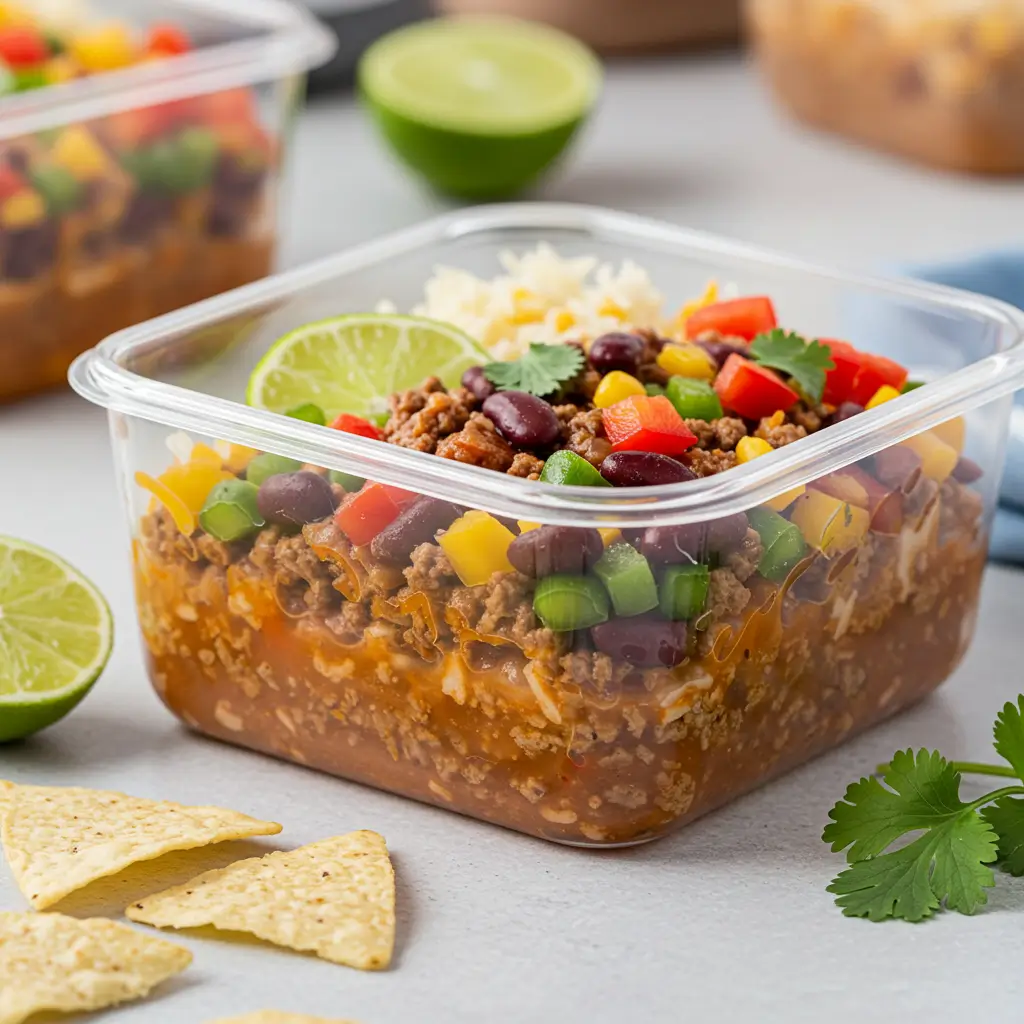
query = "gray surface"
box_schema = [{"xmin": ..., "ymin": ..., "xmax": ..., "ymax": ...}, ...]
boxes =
[{"xmin": 4, "ymin": 53, "xmax": 1024, "ymax": 1023}]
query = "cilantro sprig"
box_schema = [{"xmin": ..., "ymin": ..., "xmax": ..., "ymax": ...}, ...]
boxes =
[
  {"xmin": 749, "ymin": 329, "xmax": 834, "ymax": 404},
  {"xmin": 483, "ymin": 343, "xmax": 584, "ymax": 397},
  {"xmin": 823, "ymin": 696, "xmax": 1024, "ymax": 921}
]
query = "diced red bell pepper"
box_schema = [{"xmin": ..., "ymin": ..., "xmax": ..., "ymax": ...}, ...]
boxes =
[
  {"xmin": 147, "ymin": 23, "xmax": 191, "ymax": 57},
  {"xmin": 714, "ymin": 353, "xmax": 799, "ymax": 420},
  {"xmin": 685, "ymin": 296, "xmax": 778, "ymax": 341},
  {"xmin": 201, "ymin": 88, "xmax": 257, "ymax": 127},
  {"xmin": 334, "ymin": 483, "xmax": 415, "ymax": 547},
  {"xmin": 849, "ymin": 353, "xmax": 909, "ymax": 406},
  {"xmin": 602, "ymin": 395, "xmax": 699, "ymax": 456},
  {"xmin": 0, "ymin": 164, "xmax": 25, "ymax": 201},
  {"xmin": 0, "ymin": 26, "xmax": 49, "ymax": 68},
  {"xmin": 821, "ymin": 340, "xmax": 862, "ymax": 405},
  {"xmin": 330, "ymin": 412, "xmax": 384, "ymax": 441}
]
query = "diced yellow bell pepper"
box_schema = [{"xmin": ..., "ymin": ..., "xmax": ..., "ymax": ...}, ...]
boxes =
[
  {"xmin": 932, "ymin": 416, "xmax": 966, "ymax": 455},
  {"xmin": 46, "ymin": 56, "xmax": 79, "ymax": 85},
  {"xmin": 189, "ymin": 442, "xmax": 225, "ymax": 467},
  {"xmin": 222, "ymin": 443, "xmax": 259, "ymax": 473},
  {"xmin": 598, "ymin": 527, "xmax": 622, "ymax": 546},
  {"xmin": 790, "ymin": 490, "xmax": 870, "ymax": 555},
  {"xmin": 656, "ymin": 343, "xmax": 716, "ymax": 380},
  {"xmin": 0, "ymin": 190, "xmax": 45, "ymax": 230},
  {"xmin": 598, "ymin": 298, "xmax": 627, "ymax": 320},
  {"xmin": 517, "ymin": 521, "xmax": 540, "ymax": 534},
  {"xmin": 593, "ymin": 370, "xmax": 646, "ymax": 409},
  {"xmin": 902, "ymin": 432, "xmax": 959, "ymax": 482},
  {"xmin": 765, "ymin": 486, "xmax": 806, "ymax": 512},
  {"xmin": 439, "ymin": 510, "xmax": 515, "ymax": 586},
  {"xmin": 70, "ymin": 23, "xmax": 136, "ymax": 73},
  {"xmin": 51, "ymin": 126, "xmax": 110, "ymax": 181},
  {"xmin": 137, "ymin": 461, "xmax": 235, "ymax": 535},
  {"xmin": 866, "ymin": 384, "xmax": 901, "ymax": 409},
  {"xmin": 736, "ymin": 436, "xmax": 773, "ymax": 464}
]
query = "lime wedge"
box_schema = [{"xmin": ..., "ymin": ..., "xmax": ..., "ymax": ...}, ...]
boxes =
[
  {"xmin": 359, "ymin": 16, "xmax": 601, "ymax": 197},
  {"xmin": 0, "ymin": 537, "xmax": 113, "ymax": 743},
  {"xmin": 246, "ymin": 313, "xmax": 489, "ymax": 421}
]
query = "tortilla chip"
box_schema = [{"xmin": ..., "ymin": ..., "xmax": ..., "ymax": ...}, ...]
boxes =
[
  {"xmin": 0, "ymin": 781, "xmax": 282, "ymax": 909},
  {"xmin": 0, "ymin": 911, "xmax": 191, "ymax": 1024},
  {"xmin": 127, "ymin": 831, "xmax": 395, "ymax": 970},
  {"xmin": 209, "ymin": 1014, "xmax": 359, "ymax": 1023}
]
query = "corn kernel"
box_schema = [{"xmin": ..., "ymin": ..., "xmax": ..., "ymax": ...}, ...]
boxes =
[
  {"xmin": 656, "ymin": 343, "xmax": 715, "ymax": 380},
  {"xmin": 736, "ymin": 436, "xmax": 773, "ymax": 464},
  {"xmin": 553, "ymin": 310, "xmax": 575, "ymax": 333},
  {"xmin": 866, "ymin": 384, "xmax": 901, "ymax": 409},
  {"xmin": 0, "ymin": 189, "xmax": 45, "ymax": 229},
  {"xmin": 51, "ymin": 125, "xmax": 110, "ymax": 180},
  {"xmin": 677, "ymin": 281, "xmax": 718, "ymax": 326},
  {"xmin": 932, "ymin": 416, "xmax": 966, "ymax": 454},
  {"xmin": 593, "ymin": 370, "xmax": 646, "ymax": 409},
  {"xmin": 598, "ymin": 299, "xmax": 627, "ymax": 319},
  {"xmin": 439, "ymin": 510, "xmax": 515, "ymax": 586},
  {"xmin": 902, "ymin": 432, "xmax": 958, "ymax": 482},
  {"xmin": 765, "ymin": 485, "xmax": 806, "ymax": 512},
  {"xmin": 70, "ymin": 23, "xmax": 136, "ymax": 73},
  {"xmin": 517, "ymin": 521, "xmax": 540, "ymax": 534},
  {"xmin": 597, "ymin": 527, "xmax": 622, "ymax": 547},
  {"xmin": 790, "ymin": 490, "xmax": 870, "ymax": 555},
  {"xmin": 45, "ymin": 56, "xmax": 79, "ymax": 85}
]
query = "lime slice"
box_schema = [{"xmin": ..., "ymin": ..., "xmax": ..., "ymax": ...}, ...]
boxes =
[
  {"xmin": 246, "ymin": 313, "xmax": 489, "ymax": 420},
  {"xmin": 0, "ymin": 537, "xmax": 113, "ymax": 743},
  {"xmin": 359, "ymin": 17, "xmax": 601, "ymax": 197}
]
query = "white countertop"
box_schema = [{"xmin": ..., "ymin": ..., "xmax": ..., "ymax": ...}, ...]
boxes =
[{"xmin": 4, "ymin": 54, "xmax": 1024, "ymax": 1024}]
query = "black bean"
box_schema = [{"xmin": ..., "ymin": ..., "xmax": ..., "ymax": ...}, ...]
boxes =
[
  {"xmin": 461, "ymin": 366, "xmax": 495, "ymax": 402},
  {"xmin": 698, "ymin": 339, "xmax": 749, "ymax": 369},
  {"xmin": 591, "ymin": 616, "xmax": 688, "ymax": 668},
  {"xmin": 829, "ymin": 402, "xmax": 865, "ymax": 425},
  {"xmin": 600, "ymin": 451, "xmax": 696, "ymax": 488},
  {"xmin": 482, "ymin": 390, "xmax": 560, "ymax": 448},
  {"xmin": 952, "ymin": 456, "xmax": 983, "ymax": 484},
  {"xmin": 640, "ymin": 513, "xmax": 749, "ymax": 564},
  {"xmin": 872, "ymin": 446, "xmax": 922, "ymax": 493},
  {"xmin": 507, "ymin": 525, "xmax": 604, "ymax": 578},
  {"xmin": 256, "ymin": 471, "xmax": 337, "ymax": 527},
  {"xmin": 370, "ymin": 496, "xmax": 461, "ymax": 564},
  {"xmin": 588, "ymin": 332, "xmax": 645, "ymax": 375}
]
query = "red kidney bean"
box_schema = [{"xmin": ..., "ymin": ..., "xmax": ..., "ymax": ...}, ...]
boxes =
[
  {"xmin": 872, "ymin": 445, "xmax": 922, "ymax": 494},
  {"xmin": 697, "ymin": 339, "xmax": 749, "ymax": 369},
  {"xmin": 257, "ymin": 471, "xmax": 337, "ymax": 527},
  {"xmin": 591, "ymin": 616, "xmax": 689, "ymax": 668},
  {"xmin": 482, "ymin": 390, "xmax": 560, "ymax": 447},
  {"xmin": 641, "ymin": 513, "xmax": 749, "ymax": 564},
  {"xmin": 829, "ymin": 402, "xmax": 865, "ymax": 425},
  {"xmin": 507, "ymin": 525, "xmax": 604, "ymax": 578},
  {"xmin": 370, "ymin": 496, "xmax": 461, "ymax": 564},
  {"xmin": 952, "ymin": 457, "xmax": 983, "ymax": 484},
  {"xmin": 588, "ymin": 332, "xmax": 645, "ymax": 375},
  {"xmin": 600, "ymin": 451, "xmax": 696, "ymax": 487},
  {"xmin": 461, "ymin": 366, "xmax": 495, "ymax": 402}
]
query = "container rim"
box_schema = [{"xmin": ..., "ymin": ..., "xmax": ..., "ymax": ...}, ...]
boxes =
[
  {"xmin": 0, "ymin": 0, "xmax": 336, "ymax": 141},
  {"xmin": 69, "ymin": 203, "xmax": 1024, "ymax": 529}
]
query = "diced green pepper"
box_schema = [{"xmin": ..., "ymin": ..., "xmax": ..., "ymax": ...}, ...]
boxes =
[
  {"xmin": 30, "ymin": 164, "xmax": 82, "ymax": 215},
  {"xmin": 659, "ymin": 562, "xmax": 711, "ymax": 620},
  {"xmin": 901, "ymin": 380, "xmax": 925, "ymax": 394},
  {"xmin": 13, "ymin": 67, "xmax": 47, "ymax": 92},
  {"xmin": 198, "ymin": 479, "xmax": 264, "ymax": 542},
  {"xmin": 159, "ymin": 127, "xmax": 219, "ymax": 193},
  {"xmin": 594, "ymin": 543, "xmax": 658, "ymax": 617},
  {"xmin": 644, "ymin": 382, "xmax": 666, "ymax": 397},
  {"xmin": 246, "ymin": 453, "xmax": 302, "ymax": 487},
  {"xmin": 666, "ymin": 376, "xmax": 724, "ymax": 422},
  {"xmin": 533, "ymin": 575, "xmax": 610, "ymax": 631},
  {"xmin": 747, "ymin": 506, "xmax": 807, "ymax": 583},
  {"xmin": 329, "ymin": 470, "xmax": 366, "ymax": 492},
  {"xmin": 370, "ymin": 410, "xmax": 391, "ymax": 428},
  {"xmin": 539, "ymin": 450, "xmax": 611, "ymax": 487},
  {"xmin": 285, "ymin": 403, "xmax": 327, "ymax": 426}
]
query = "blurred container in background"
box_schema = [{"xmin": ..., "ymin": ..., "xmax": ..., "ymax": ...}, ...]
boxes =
[{"xmin": 747, "ymin": 0, "xmax": 1024, "ymax": 174}]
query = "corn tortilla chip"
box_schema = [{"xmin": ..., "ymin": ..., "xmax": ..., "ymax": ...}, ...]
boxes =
[
  {"xmin": 209, "ymin": 1014, "xmax": 359, "ymax": 1023},
  {"xmin": 0, "ymin": 781, "xmax": 282, "ymax": 909},
  {"xmin": 0, "ymin": 911, "xmax": 191, "ymax": 1024},
  {"xmin": 128, "ymin": 831, "xmax": 395, "ymax": 970}
]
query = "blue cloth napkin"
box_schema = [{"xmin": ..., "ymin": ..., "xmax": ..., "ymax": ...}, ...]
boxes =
[{"xmin": 909, "ymin": 251, "xmax": 1024, "ymax": 564}]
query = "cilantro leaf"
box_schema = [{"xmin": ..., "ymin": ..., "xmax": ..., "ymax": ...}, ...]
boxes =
[
  {"xmin": 981, "ymin": 796, "xmax": 1024, "ymax": 875},
  {"xmin": 748, "ymin": 329, "xmax": 834, "ymax": 403},
  {"xmin": 483, "ymin": 343, "xmax": 584, "ymax": 397},
  {"xmin": 823, "ymin": 748, "xmax": 969, "ymax": 863},
  {"xmin": 828, "ymin": 814, "xmax": 998, "ymax": 921},
  {"xmin": 993, "ymin": 696, "xmax": 1024, "ymax": 781}
]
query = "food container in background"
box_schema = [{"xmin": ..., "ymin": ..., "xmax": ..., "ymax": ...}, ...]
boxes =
[
  {"xmin": 71, "ymin": 204, "xmax": 1024, "ymax": 846},
  {"xmin": 0, "ymin": 0, "xmax": 333, "ymax": 403},
  {"xmin": 747, "ymin": 0, "xmax": 1024, "ymax": 174},
  {"xmin": 437, "ymin": 0, "xmax": 740, "ymax": 52}
]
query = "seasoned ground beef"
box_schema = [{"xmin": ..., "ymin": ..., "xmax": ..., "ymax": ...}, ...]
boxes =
[
  {"xmin": 508, "ymin": 452, "xmax": 545, "ymax": 479},
  {"xmin": 404, "ymin": 543, "xmax": 457, "ymax": 592},
  {"xmin": 685, "ymin": 448, "xmax": 738, "ymax": 477},
  {"xmin": 791, "ymin": 403, "xmax": 826, "ymax": 433},
  {"xmin": 755, "ymin": 414, "xmax": 807, "ymax": 449},
  {"xmin": 384, "ymin": 376, "xmax": 473, "ymax": 453},
  {"xmin": 724, "ymin": 529, "xmax": 765, "ymax": 583},
  {"xmin": 686, "ymin": 416, "xmax": 747, "ymax": 452},
  {"xmin": 271, "ymin": 534, "xmax": 340, "ymax": 615},
  {"xmin": 635, "ymin": 328, "xmax": 669, "ymax": 386},
  {"xmin": 436, "ymin": 412, "xmax": 515, "ymax": 471},
  {"xmin": 562, "ymin": 407, "xmax": 611, "ymax": 468},
  {"xmin": 707, "ymin": 568, "xmax": 751, "ymax": 620}
]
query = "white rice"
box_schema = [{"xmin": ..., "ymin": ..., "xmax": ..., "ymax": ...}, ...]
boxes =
[{"xmin": 413, "ymin": 244, "xmax": 715, "ymax": 361}]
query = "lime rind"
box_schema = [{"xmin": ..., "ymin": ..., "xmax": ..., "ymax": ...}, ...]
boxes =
[
  {"xmin": 0, "ymin": 537, "xmax": 113, "ymax": 709},
  {"xmin": 246, "ymin": 313, "xmax": 489, "ymax": 420}
]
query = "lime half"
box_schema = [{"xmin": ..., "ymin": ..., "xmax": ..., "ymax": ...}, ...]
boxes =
[
  {"xmin": 359, "ymin": 16, "xmax": 601, "ymax": 197},
  {"xmin": 0, "ymin": 537, "xmax": 113, "ymax": 743},
  {"xmin": 246, "ymin": 313, "xmax": 489, "ymax": 421}
]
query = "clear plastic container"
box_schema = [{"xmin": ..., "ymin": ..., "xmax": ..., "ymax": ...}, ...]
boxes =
[
  {"xmin": 70, "ymin": 204, "xmax": 1024, "ymax": 846},
  {"xmin": 746, "ymin": 0, "xmax": 1024, "ymax": 173},
  {"xmin": 0, "ymin": 0, "xmax": 333, "ymax": 403}
]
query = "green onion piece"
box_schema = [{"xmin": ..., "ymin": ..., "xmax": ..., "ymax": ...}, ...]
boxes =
[
  {"xmin": 533, "ymin": 575, "xmax": 610, "ymax": 631},
  {"xmin": 748, "ymin": 507, "xmax": 807, "ymax": 583},
  {"xmin": 539, "ymin": 450, "xmax": 612, "ymax": 487},
  {"xmin": 659, "ymin": 562, "xmax": 711, "ymax": 620},
  {"xmin": 329, "ymin": 470, "xmax": 366, "ymax": 492},
  {"xmin": 246, "ymin": 453, "xmax": 303, "ymax": 487},
  {"xmin": 285, "ymin": 403, "xmax": 327, "ymax": 425},
  {"xmin": 666, "ymin": 376, "xmax": 724, "ymax": 421},
  {"xmin": 594, "ymin": 543, "xmax": 659, "ymax": 617},
  {"xmin": 198, "ymin": 479, "xmax": 264, "ymax": 542}
]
